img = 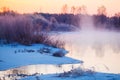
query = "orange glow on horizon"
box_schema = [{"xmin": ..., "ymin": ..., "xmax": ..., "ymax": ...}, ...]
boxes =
[{"xmin": 0, "ymin": 0, "xmax": 120, "ymax": 16}]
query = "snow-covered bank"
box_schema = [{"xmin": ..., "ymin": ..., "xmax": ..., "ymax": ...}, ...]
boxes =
[
  {"xmin": 21, "ymin": 72, "xmax": 120, "ymax": 80},
  {"xmin": 20, "ymin": 66, "xmax": 120, "ymax": 80},
  {"xmin": 0, "ymin": 44, "xmax": 82, "ymax": 70}
]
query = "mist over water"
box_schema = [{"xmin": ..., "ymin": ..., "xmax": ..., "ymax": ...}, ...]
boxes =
[
  {"xmin": 56, "ymin": 15, "xmax": 120, "ymax": 73},
  {"xmin": 80, "ymin": 15, "xmax": 95, "ymax": 31},
  {"xmin": 57, "ymin": 31, "xmax": 120, "ymax": 73}
]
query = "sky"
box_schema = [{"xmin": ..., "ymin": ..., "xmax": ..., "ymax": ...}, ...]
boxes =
[{"xmin": 0, "ymin": 0, "xmax": 120, "ymax": 16}]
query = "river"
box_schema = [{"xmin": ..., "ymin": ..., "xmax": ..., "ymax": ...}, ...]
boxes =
[{"xmin": 57, "ymin": 30, "xmax": 120, "ymax": 73}]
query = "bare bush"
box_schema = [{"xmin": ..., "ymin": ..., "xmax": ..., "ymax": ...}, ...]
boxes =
[
  {"xmin": 0, "ymin": 14, "xmax": 65, "ymax": 48},
  {"xmin": 0, "ymin": 15, "xmax": 33, "ymax": 45}
]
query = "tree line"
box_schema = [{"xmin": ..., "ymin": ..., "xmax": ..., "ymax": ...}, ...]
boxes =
[{"xmin": 0, "ymin": 6, "xmax": 120, "ymax": 31}]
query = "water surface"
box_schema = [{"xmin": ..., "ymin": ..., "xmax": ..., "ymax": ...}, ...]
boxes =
[{"xmin": 58, "ymin": 31, "xmax": 120, "ymax": 73}]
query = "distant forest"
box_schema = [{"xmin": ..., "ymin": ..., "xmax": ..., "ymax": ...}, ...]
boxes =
[
  {"xmin": 0, "ymin": 6, "xmax": 120, "ymax": 45},
  {"xmin": 38, "ymin": 13, "xmax": 120, "ymax": 31},
  {"xmin": 0, "ymin": 6, "xmax": 120, "ymax": 31}
]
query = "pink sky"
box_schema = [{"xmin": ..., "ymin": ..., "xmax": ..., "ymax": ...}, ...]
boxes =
[{"xmin": 0, "ymin": 0, "xmax": 120, "ymax": 16}]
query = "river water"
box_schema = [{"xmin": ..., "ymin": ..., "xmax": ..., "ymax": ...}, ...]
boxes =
[{"xmin": 58, "ymin": 30, "xmax": 120, "ymax": 74}]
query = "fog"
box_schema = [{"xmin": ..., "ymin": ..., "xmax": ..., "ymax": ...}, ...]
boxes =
[
  {"xmin": 54, "ymin": 15, "xmax": 120, "ymax": 73},
  {"xmin": 64, "ymin": 15, "xmax": 120, "ymax": 55},
  {"xmin": 80, "ymin": 15, "xmax": 95, "ymax": 31}
]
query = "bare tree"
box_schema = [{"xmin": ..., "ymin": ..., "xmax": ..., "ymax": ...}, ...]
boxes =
[
  {"xmin": 71, "ymin": 6, "xmax": 76, "ymax": 14},
  {"xmin": 81, "ymin": 5, "xmax": 87, "ymax": 14},
  {"xmin": 76, "ymin": 6, "xmax": 81, "ymax": 14},
  {"xmin": 0, "ymin": 7, "xmax": 10, "ymax": 12},
  {"xmin": 61, "ymin": 4, "xmax": 68, "ymax": 14},
  {"xmin": 115, "ymin": 12, "xmax": 120, "ymax": 17},
  {"xmin": 97, "ymin": 5, "xmax": 107, "ymax": 15}
]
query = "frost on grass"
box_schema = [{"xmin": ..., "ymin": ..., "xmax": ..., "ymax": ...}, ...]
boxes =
[{"xmin": 58, "ymin": 67, "xmax": 95, "ymax": 78}]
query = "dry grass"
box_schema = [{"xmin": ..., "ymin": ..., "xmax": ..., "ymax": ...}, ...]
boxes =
[{"xmin": 58, "ymin": 67, "xmax": 95, "ymax": 77}]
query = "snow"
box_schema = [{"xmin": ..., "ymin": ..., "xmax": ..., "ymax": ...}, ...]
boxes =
[
  {"xmin": 21, "ymin": 72, "xmax": 120, "ymax": 80},
  {"xmin": 0, "ymin": 44, "xmax": 82, "ymax": 70}
]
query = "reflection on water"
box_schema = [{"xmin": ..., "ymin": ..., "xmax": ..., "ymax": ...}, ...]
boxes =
[
  {"xmin": 0, "ymin": 64, "xmax": 81, "ymax": 80},
  {"xmin": 58, "ymin": 31, "xmax": 120, "ymax": 73}
]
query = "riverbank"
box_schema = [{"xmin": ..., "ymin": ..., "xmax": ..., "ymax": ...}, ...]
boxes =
[
  {"xmin": 0, "ymin": 44, "xmax": 82, "ymax": 71},
  {"xmin": 21, "ymin": 72, "xmax": 120, "ymax": 80}
]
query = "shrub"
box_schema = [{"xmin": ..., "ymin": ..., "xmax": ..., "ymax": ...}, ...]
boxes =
[
  {"xmin": 0, "ymin": 14, "xmax": 65, "ymax": 48},
  {"xmin": 0, "ymin": 15, "xmax": 33, "ymax": 44}
]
